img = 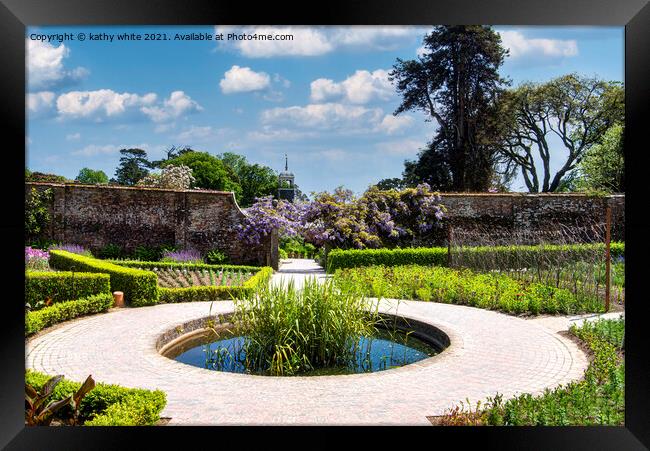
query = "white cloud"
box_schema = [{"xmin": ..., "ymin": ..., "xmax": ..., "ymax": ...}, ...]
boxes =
[
  {"xmin": 499, "ymin": 30, "xmax": 578, "ymax": 59},
  {"xmin": 376, "ymin": 138, "xmax": 427, "ymax": 156},
  {"xmin": 310, "ymin": 69, "xmax": 393, "ymax": 104},
  {"xmin": 56, "ymin": 89, "xmax": 157, "ymax": 119},
  {"xmin": 27, "ymin": 39, "xmax": 88, "ymax": 90},
  {"xmin": 316, "ymin": 149, "xmax": 348, "ymax": 161},
  {"xmin": 65, "ymin": 132, "xmax": 81, "ymax": 141},
  {"xmin": 215, "ymin": 26, "xmax": 424, "ymax": 58},
  {"xmin": 71, "ymin": 142, "xmax": 165, "ymax": 158},
  {"xmin": 141, "ymin": 91, "xmax": 202, "ymax": 122},
  {"xmin": 220, "ymin": 65, "xmax": 271, "ymax": 94},
  {"xmin": 375, "ymin": 115, "xmax": 414, "ymax": 134},
  {"xmin": 27, "ymin": 91, "xmax": 55, "ymax": 114},
  {"xmin": 175, "ymin": 125, "xmax": 230, "ymax": 143},
  {"xmin": 261, "ymin": 102, "xmax": 384, "ymax": 130},
  {"xmin": 247, "ymin": 126, "xmax": 316, "ymax": 142}
]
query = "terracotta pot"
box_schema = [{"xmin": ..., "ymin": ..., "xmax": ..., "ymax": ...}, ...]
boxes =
[{"xmin": 113, "ymin": 291, "xmax": 125, "ymax": 308}]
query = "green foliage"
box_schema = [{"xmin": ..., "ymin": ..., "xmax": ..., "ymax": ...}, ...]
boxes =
[
  {"xmin": 25, "ymin": 271, "xmax": 111, "ymax": 309},
  {"xmin": 113, "ymin": 148, "xmax": 152, "ymax": 186},
  {"xmin": 219, "ymin": 152, "xmax": 278, "ymax": 207},
  {"xmin": 439, "ymin": 318, "xmax": 625, "ymax": 426},
  {"xmin": 498, "ymin": 74, "xmax": 624, "ymax": 192},
  {"xmin": 96, "ymin": 243, "xmax": 124, "ymax": 259},
  {"xmin": 279, "ymin": 248, "xmax": 288, "ymax": 259},
  {"xmin": 334, "ymin": 265, "xmax": 604, "ymax": 315},
  {"xmin": 26, "ymin": 172, "xmax": 68, "ymax": 183},
  {"xmin": 158, "ymin": 267, "xmax": 273, "ymax": 303},
  {"xmin": 280, "ymin": 237, "xmax": 317, "ymax": 258},
  {"xmin": 48, "ymin": 250, "xmax": 159, "ymax": 307},
  {"xmin": 391, "ymin": 26, "xmax": 508, "ymax": 191},
  {"xmin": 25, "ymin": 187, "xmax": 53, "ymax": 241},
  {"xmin": 25, "ymin": 370, "xmax": 166, "ymax": 426},
  {"xmin": 229, "ymin": 278, "xmax": 381, "ymax": 375},
  {"xmin": 75, "ymin": 168, "xmax": 109, "ymax": 185},
  {"xmin": 205, "ymin": 249, "xmax": 229, "ymax": 264},
  {"xmin": 327, "ymin": 247, "xmax": 447, "ymax": 272},
  {"xmin": 162, "ymin": 151, "xmax": 237, "ymax": 192},
  {"xmin": 25, "ymin": 375, "xmax": 72, "ymax": 426},
  {"xmin": 25, "ymin": 293, "xmax": 114, "ymax": 336},
  {"xmin": 574, "ymin": 124, "xmax": 625, "ymax": 193},
  {"xmin": 107, "ymin": 259, "xmax": 260, "ymax": 272},
  {"xmin": 326, "ymin": 242, "xmax": 624, "ymax": 273}
]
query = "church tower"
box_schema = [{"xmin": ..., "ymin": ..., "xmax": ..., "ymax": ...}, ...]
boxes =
[{"xmin": 278, "ymin": 154, "xmax": 296, "ymax": 202}]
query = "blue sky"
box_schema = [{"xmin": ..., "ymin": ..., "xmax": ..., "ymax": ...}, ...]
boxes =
[{"xmin": 26, "ymin": 25, "xmax": 623, "ymax": 195}]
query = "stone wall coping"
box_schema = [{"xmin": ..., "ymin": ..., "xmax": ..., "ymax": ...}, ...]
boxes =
[{"xmin": 26, "ymin": 181, "xmax": 624, "ymax": 200}]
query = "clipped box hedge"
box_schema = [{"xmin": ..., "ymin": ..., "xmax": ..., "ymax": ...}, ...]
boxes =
[
  {"xmin": 25, "ymin": 293, "xmax": 114, "ymax": 336},
  {"xmin": 25, "ymin": 370, "xmax": 166, "ymax": 426},
  {"xmin": 326, "ymin": 242, "xmax": 625, "ymax": 273},
  {"xmin": 49, "ymin": 250, "xmax": 159, "ymax": 307},
  {"xmin": 158, "ymin": 266, "xmax": 273, "ymax": 303},
  {"xmin": 327, "ymin": 247, "xmax": 448, "ymax": 272},
  {"xmin": 25, "ymin": 271, "xmax": 110, "ymax": 308},
  {"xmin": 108, "ymin": 259, "xmax": 261, "ymax": 273}
]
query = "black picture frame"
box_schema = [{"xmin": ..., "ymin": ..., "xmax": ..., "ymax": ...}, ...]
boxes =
[{"xmin": 2, "ymin": 0, "xmax": 648, "ymax": 448}]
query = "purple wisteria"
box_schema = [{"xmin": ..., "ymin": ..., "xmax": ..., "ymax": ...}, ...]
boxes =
[{"xmin": 237, "ymin": 184, "xmax": 446, "ymax": 250}]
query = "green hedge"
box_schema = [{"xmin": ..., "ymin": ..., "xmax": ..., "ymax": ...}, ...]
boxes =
[
  {"xmin": 49, "ymin": 250, "xmax": 158, "ymax": 307},
  {"xmin": 25, "ymin": 370, "xmax": 166, "ymax": 426},
  {"xmin": 107, "ymin": 259, "xmax": 261, "ymax": 273},
  {"xmin": 158, "ymin": 267, "xmax": 273, "ymax": 303},
  {"xmin": 327, "ymin": 247, "xmax": 448, "ymax": 272},
  {"xmin": 326, "ymin": 242, "xmax": 625, "ymax": 273},
  {"xmin": 25, "ymin": 271, "xmax": 110, "ymax": 308},
  {"xmin": 25, "ymin": 293, "xmax": 114, "ymax": 336}
]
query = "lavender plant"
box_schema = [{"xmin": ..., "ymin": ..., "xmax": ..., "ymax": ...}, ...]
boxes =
[
  {"xmin": 161, "ymin": 248, "xmax": 203, "ymax": 264},
  {"xmin": 48, "ymin": 243, "xmax": 92, "ymax": 257}
]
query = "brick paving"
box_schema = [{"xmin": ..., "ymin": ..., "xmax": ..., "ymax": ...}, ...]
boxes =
[{"xmin": 26, "ymin": 296, "xmax": 589, "ymax": 425}]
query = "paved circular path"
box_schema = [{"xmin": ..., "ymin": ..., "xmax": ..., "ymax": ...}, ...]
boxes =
[{"xmin": 26, "ymin": 298, "xmax": 588, "ymax": 425}]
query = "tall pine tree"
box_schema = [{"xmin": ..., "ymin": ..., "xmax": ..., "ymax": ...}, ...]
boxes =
[{"xmin": 390, "ymin": 26, "xmax": 508, "ymax": 191}]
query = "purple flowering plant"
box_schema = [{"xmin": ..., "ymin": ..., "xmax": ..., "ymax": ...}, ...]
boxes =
[
  {"xmin": 25, "ymin": 246, "xmax": 50, "ymax": 271},
  {"xmin": 237, "ymin": 184, "xmax": 445, "ymax": 250},
  {"xmin": 162, "ymin": 248, "xmax": 203, "ymax": 263},
  {"xmin": 48, "ymin": 243, "xmax": 93, "ymax": 257}
]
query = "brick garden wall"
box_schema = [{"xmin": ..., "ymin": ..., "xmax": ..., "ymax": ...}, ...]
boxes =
[
  {"xmin": 25, "ymin": 182, "xmax": 278, "ymax": 269},
  {"xmin": 438, "ymin": 193, "xmax": 625, "ymax": 245},
  {"xmin": 26, "ymin": 182, "xmax": 625, "ymax": 263}
]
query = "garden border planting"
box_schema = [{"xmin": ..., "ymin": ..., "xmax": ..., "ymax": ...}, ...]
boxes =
[
  {"xmin": 25, "ymin": 293, "xmax": 114, "ymax": 336},
  {"xmin": 107, "ymin": 259, "xmax": 261, "ymax": 273},
  {"xmin": 334, "ymin": 265, "xmax": 604, "ymax": 315},
  {"xmin": 25, "ymin": 370, "xmax": 166, "ymax": 426},
  {"xmin": 25, "ymin": 271, "xmax": 110, "ymax": 307},
  {"xmin": 326, "ymin": 242, "xmax": 625, "ymax": 273},
  {"xmin": 49, "ymin": 250, "xmax": 159, "ymax": 307}
]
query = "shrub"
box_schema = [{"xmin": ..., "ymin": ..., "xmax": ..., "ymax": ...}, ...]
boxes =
[
  {"xmin": 25, "ymin": 187, "xmax": 53, "ymax": 241},
  {"xmin": 48, "ymin": 250, "xmax": 158, "ymax": 307},
  {"xmin": 158, "ymin": 267, "xmax": 273, "ymax": 303},
  {"xmin": 326, "ymin": 242, "xmax": 625, "ymax": 273},
  {"xmin": 96, "ymin": 243, "xmax": 123, "ymax": 259},
  {"xmin": 334, "ymin": 265, "xmax": 604, "ymax": 315},
  {"xmin": 108, "ymin": 260, "xmax": 260, "ymax": 273},
  {"xmin": 327, "ymin": 247, "xmax": 447, "ymax": 272},
  {"xmin": 25, "ymin": 370, "xmax": 166, "ymax": 426},
  {"xmin": 132, "ymin": 245, "xmax": 163, "ymax": 262},
  {"xmin": 205, "ymin": 249, "xmax": 229, "ymax": 265},
  {"xmin": 25, "ymin": 293, "xmax": 114, "ymax": 335},
  {"xmin": 25, "ymin": 271, "xmax": 111, "ymax": 308}
]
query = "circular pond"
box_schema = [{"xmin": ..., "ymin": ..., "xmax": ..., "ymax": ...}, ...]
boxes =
[{"xmin": 160, "ymin": 314, "xmax": 449, "ymax": 376}]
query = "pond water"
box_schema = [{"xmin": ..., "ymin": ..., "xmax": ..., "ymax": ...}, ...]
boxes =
[{"xmin": 171, "ymin": 328, "xmax": 440, "ymax": 376}]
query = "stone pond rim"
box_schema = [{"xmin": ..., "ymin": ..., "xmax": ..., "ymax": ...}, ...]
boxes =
[{"xmin": 156, "ymin": 311, "xmax": 455, "ymax": 378}]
